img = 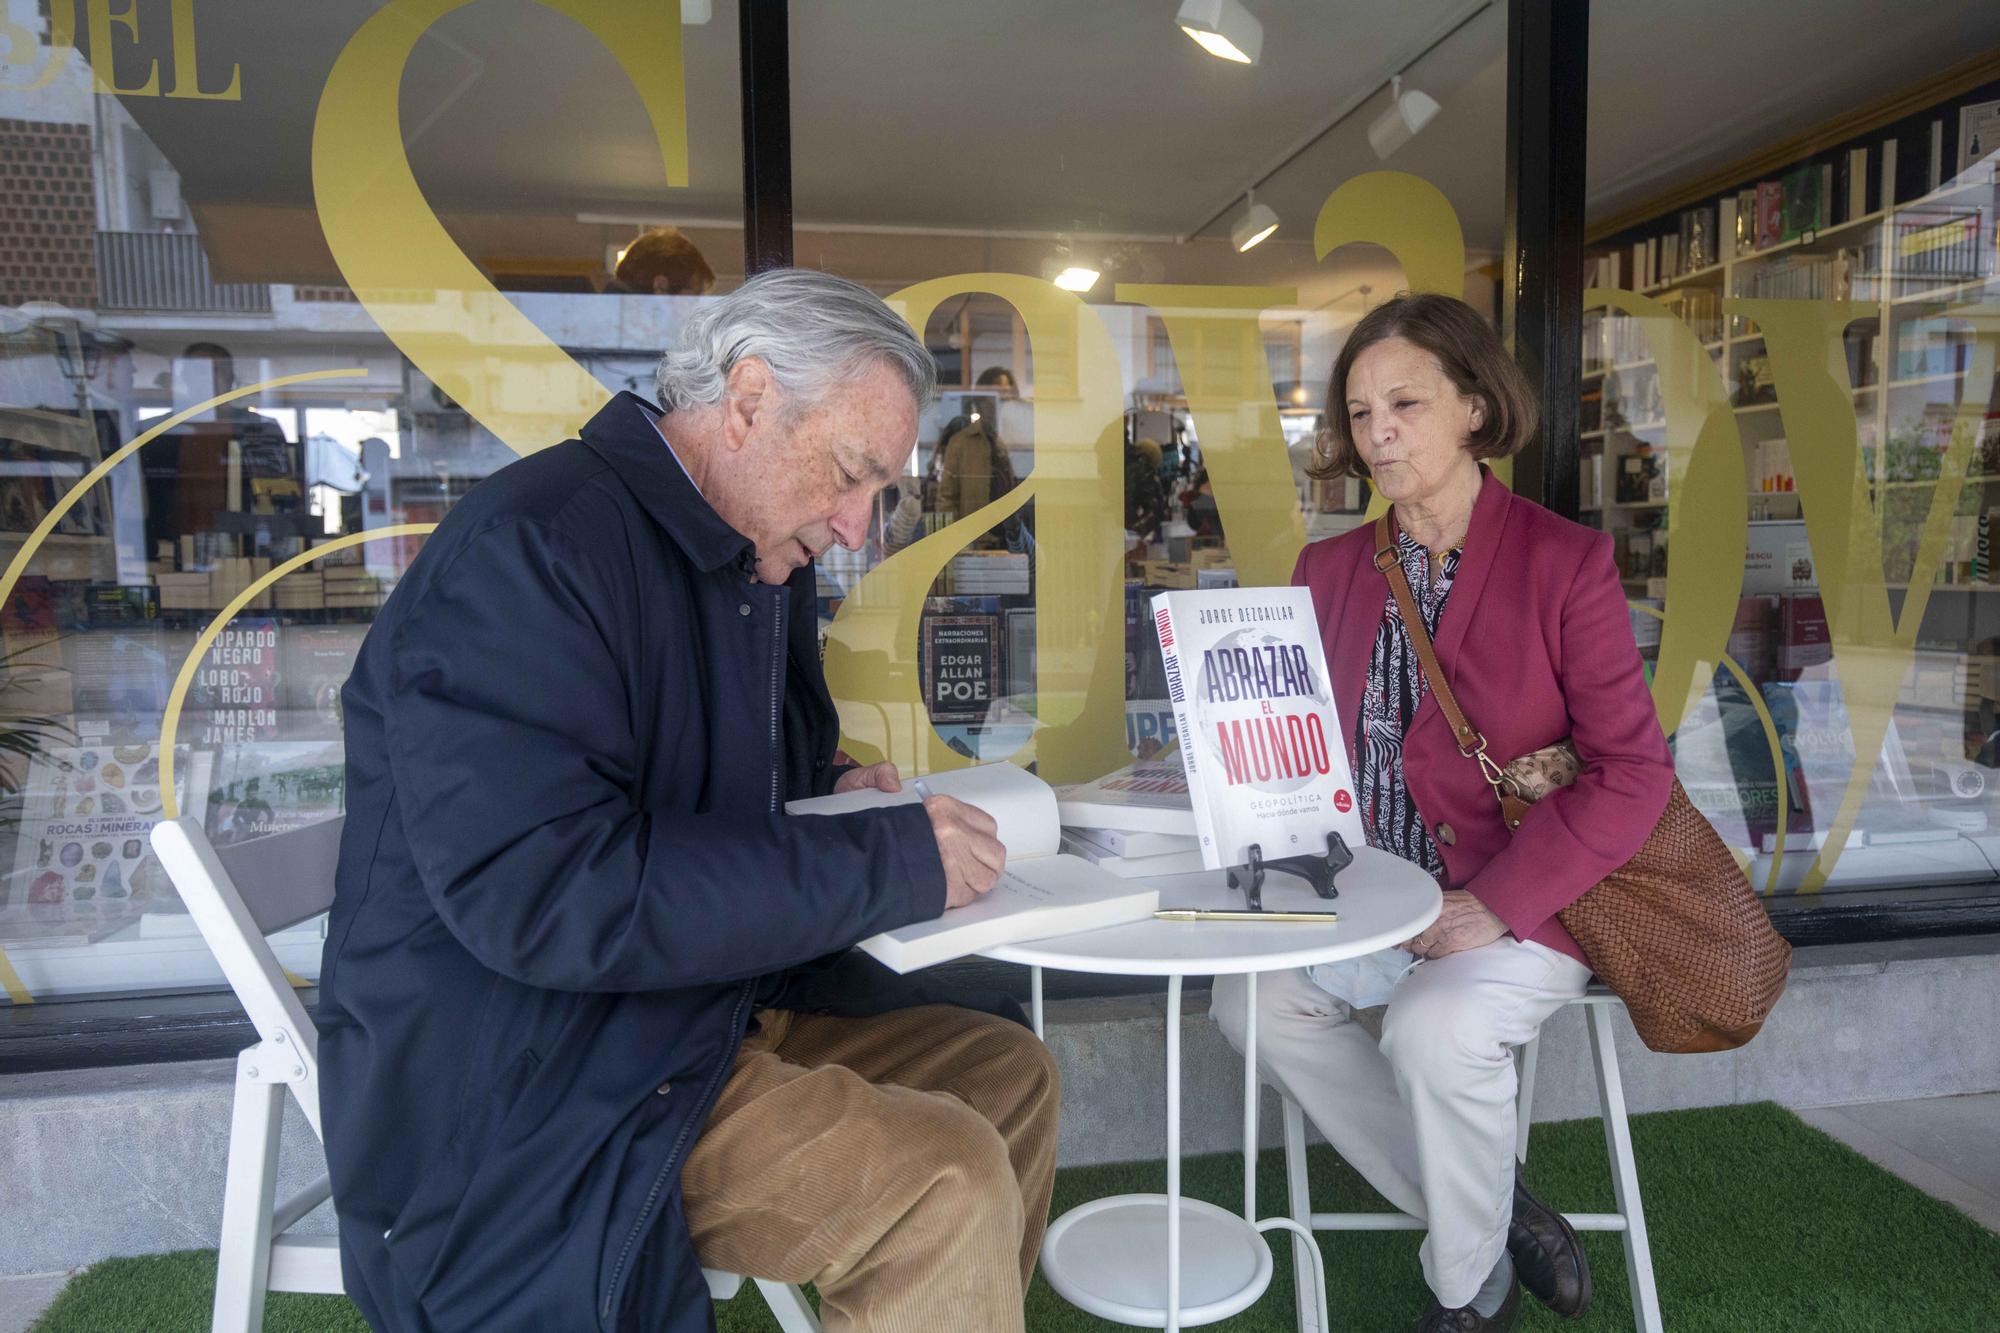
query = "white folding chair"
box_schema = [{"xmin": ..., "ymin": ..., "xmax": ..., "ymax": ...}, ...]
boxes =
[
  {"xmin": 151, "ymin": 815, "xmax": 819, "ymax": 1333},
  {"xmin": 1274, "ymin": 988, "xmax": 1662, "ymax": 1333}
]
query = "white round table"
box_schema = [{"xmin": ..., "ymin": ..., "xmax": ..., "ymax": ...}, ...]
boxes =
[{"xmin": 983, "ymin": 846, "xmax": 1441, "ymax": 1331}]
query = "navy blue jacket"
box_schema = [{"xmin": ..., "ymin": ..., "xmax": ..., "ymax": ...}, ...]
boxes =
[{"xmin": 320, "ymin": 392, "xmax": 951, "ymax": 1331}]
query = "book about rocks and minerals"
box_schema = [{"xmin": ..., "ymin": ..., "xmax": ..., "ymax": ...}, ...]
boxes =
[
  {"xmin": 786, "ymin": 762, "xmax": 1158, "ymax": 972},
  {"xmin": 1150, "ymin": 586, "xmax": 1365, "ymax": 871},
  {"xmin": 2, "ymin": 735, "xmax": 211, "ymax": 945}
]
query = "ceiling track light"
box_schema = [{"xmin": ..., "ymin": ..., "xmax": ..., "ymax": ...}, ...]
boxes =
[
  {"xmin": 1053, "ymin": 265, "xmax": 1102, "ymax": 293},
  {"xmin": 1367, "ymin": 73, "xmax": 1441, "ymax": 160},
  {"xmin": 1177, "ymin": 0, "xmax": 1263, "ymax": 66},
  {"xmin": 1230, "ymin": 191, "xmax": 1279, "ymax": 252},
  {"xmin": 1043, "ymin": 237, "xmax": 1101, "ymax": 294}
]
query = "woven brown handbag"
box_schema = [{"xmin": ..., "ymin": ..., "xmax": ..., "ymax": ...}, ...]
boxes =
[{"xmin": 1373, "ymin": 515, "xmax": 1791, "ymax": 1053}]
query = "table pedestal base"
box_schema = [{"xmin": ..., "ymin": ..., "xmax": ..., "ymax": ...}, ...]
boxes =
[{"xmin": 1040, "ymin": 1193, "xmax": 1273, "ymax": 1328}]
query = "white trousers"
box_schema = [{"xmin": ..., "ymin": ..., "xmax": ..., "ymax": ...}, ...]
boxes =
[{"xmin": 1213, "ymin": 939, "xmax": 1591, "ymax": 1308}]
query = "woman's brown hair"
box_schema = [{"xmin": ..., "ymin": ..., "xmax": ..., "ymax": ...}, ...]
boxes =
[{"xmin": 1308, "ymin": 292, "xmax": 1538, "ymax": 481}]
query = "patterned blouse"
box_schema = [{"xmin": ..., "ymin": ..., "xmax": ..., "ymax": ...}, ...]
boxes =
[{"xmin": 1356, "ymin": 531, "xmax": 1460, "ymax": 880}]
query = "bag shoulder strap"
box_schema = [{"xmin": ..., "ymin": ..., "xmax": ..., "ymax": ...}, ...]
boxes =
[
  {"xmin": 1372, "ymin": 513, "xmax": 1526, "ymax": 827},
  {"xmin": 1372, "ymin": 512, "xmax": 1482, "ymax": 754}
]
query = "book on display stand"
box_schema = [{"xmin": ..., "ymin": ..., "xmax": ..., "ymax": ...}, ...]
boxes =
[{"xmin": 1149, "ymin": 585, "xmax": 1365, "ymax": 909}]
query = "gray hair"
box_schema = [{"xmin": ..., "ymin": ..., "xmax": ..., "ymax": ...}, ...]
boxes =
[{"xmin": 653, "ymin": 268, "xmax": 937, "ymax": 417}]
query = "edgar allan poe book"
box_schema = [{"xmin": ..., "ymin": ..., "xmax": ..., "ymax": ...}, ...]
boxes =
[
  {"xmin": 921, "ymin": 599, "xmax": 1002, "ymax": 725},
  {"xmin": 1151, "ymin": 586, "xmax": 1365, "ymax": 871}
]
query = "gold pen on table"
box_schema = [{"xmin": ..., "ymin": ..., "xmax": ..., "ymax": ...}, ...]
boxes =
[{"xmin": 1154, "ymin": 909, "xmax": 1339, "ymax": 923}]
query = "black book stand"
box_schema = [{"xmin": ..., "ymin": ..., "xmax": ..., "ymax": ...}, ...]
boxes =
[{"xmin": 1226, "ymin": 831, "xmax": 1354, "ymax": 912}]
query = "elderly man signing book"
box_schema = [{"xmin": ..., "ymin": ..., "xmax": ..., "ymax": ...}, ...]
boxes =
[{"xmin": 321, "ymin": 271, "xmax": 1060, "ymax": 1333}]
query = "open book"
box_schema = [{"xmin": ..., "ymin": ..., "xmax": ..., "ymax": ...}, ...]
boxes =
[{"xmin": 786, "ymin": 763, "xmax": 1160, "ymax": 972}]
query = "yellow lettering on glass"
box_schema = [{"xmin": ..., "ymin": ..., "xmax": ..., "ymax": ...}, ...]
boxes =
[
  {"xmin": 1311, "ymin": 171, "xmax": 1494, "ymax": 499},
  {"xmin": 158, "ymin": 525, "xmax": 439, "ymax": 819},
  {"xmin": 822, "ymin": 275, "xmax": 1128, "ymax": 784},
  {"xmin": 84, "ymin": 0, "xmax": 157, "ymax": 96},
  {"xmin": 1115, "ymin": 285, "xmax": 1305, "ymax": 590},
  {"xmin": 166, "ymin": 0, "xmax": 239, "ymax": 100},
  {"xmin": 1737, "ymin": 297, "xmax": 1998, "ymax": 891},
  {"xmin": 313, "ymin": 0, "xmax": 688, "ymax": 456},
  {"xmin": 1313, "ymin": 172, "xmax": 1466, "ymax": 298},
  {"xmin": 1584, "ymin": 289, "xmax": 1748, "ymax": 734},
  {"xmin": 0, "ymin": 0, "xmax": 75, "ymax": 92}
]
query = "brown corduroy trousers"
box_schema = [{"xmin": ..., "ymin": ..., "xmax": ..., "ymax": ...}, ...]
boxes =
[{"xmin": 680, "ymin": 1004, "xmax": 1061, "ymax": 1333}]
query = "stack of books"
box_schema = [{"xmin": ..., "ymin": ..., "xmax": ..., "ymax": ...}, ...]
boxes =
[
  {"xmin": 1054, "ymin": 760, "xmax": 1202, "ymax": 880},
  {"xmin": 323, "ymin": 566, "xmax": 387, "ymax": 609},
  {"xmin": 948, "ymin": 551, "xmax": 1030, "ymax": 595},
  {"xmin": 153, "ymin": 571, "xmax": 212, "ymax": 611},
  {"xmin": 274, "ymin": 570, "xmax": 326, "ymax": 611}
]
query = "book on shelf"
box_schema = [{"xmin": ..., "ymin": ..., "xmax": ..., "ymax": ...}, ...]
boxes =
[
  {"xmin": 1628, "ymin": 598, "xmax": 1664, "ymax": 654},
  {"xmin": 1728, "ymin": 596, "xmax": 1776, "ymax": 680},
  {"xmin": 1150, "ymin": 586, "xmax": 1363, "ymax": 871},
  {"xmin": 1778, "ymin": 595, "xmax": 1832, "ymax": 674},
  {"xmin": 1055, "ymin": 759, "xmax": 1195, "ymax": 837},
  {"xmin": 1734, "ymin": 189, "xmax": 1758, "ymax": 256},
  {"xmin": 1755, "ymin": 181, "xmax": 1785, "ymax": 249},
  {"xmin": 1779, "ymin": 164, "xmax": 1824, "ymax": 240},
  {"xmin": 786, "ymin": 762, "xmax": 1159, "ymax": 972},
  {"xmin": 1580, "ymin": 453, "xmax": 1605, "ymax": 509}
]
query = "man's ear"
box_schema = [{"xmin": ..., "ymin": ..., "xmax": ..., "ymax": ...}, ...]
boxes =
[{"xmin": 721, "ymin": 357, "xmax": 774, "ymax": 452}]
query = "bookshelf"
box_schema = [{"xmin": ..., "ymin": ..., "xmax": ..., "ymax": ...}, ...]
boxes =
[{"xmin": 1579, "ymin": 162, "xmax": 2000, "ymax": 606}]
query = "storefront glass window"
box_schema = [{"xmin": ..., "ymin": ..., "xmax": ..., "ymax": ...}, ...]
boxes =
[
  {"xmin": 1581, "ymin": 19, "xmax": 2000, "ymax": 897},
  {"xmin": 0, "ymin": 0, "xmax": 743, "ymax": 1000},
  {"xmin": 789, "ymin": 3, "xmax": 1509, "ymax": 792}
]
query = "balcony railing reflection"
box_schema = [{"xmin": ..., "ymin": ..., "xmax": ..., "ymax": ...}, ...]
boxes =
[{"xmin": 94, "ymin": 232, "xmax": 271, "ymax": 315}]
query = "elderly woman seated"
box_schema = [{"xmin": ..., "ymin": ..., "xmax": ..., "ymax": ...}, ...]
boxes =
[{"xmin": 1214, "ymin": 293, "xmax": 1673, "ymax": 1332}]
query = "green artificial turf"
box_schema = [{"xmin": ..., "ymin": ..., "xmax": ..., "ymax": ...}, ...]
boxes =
[{"xmin": 32, "ymin": 1102, "xmax": 2000, "ymax": 1331}]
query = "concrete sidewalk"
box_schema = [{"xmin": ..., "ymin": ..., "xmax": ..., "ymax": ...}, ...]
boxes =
[
  {"xmin": 1797, "ymin": 1092, "xmax": 2000, "ymax": 1234},
  {"xmin": 6, "ymin": 1090, "xmax": 1994, "ymax": 1333}
]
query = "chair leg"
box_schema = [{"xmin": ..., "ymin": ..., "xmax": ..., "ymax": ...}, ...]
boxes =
[
  {"xmin": 1588, "ymin": 1004, "xmax": 1663, "ymax": 1333},
  {"xmin": 754, "ymin": 1279, "xmax": 822, "ymax": 1333},
  {"xmin": 1515, "ymin": 1034, "xmax": 1541, "ymax": 1165},
  {"xmin": 212, "ymin": 1064, "xmax": 284, "ymax": 1333},
  {"xmin": 1281, "ymin": 1094, "xmax": 1327, "ymax": 1333}
]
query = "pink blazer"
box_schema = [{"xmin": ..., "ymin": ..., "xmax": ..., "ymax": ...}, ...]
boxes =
[{"xmin": 1294, "ymin": 467, "xmax": 1673, "ymax": 964}]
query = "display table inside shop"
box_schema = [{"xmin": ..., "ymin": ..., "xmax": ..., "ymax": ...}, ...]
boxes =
[{"xmin": 982, "ymin": 850, "xmax": 1441, "ymax": 1331}]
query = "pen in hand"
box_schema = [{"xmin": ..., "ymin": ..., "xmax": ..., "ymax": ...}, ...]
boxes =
[{"xmin": 909, "ymin": 778, "xmax": 1004, "ymax": 908}]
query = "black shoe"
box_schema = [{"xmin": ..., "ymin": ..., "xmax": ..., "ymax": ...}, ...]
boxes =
[
  {"xmin": 1508, "ymin": 1175, "xmax": 1592, "ymax": 1319},
  {"xmin": 1412, "ymin": 1277, "xmax": 1521, "ymax": 1332}
]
